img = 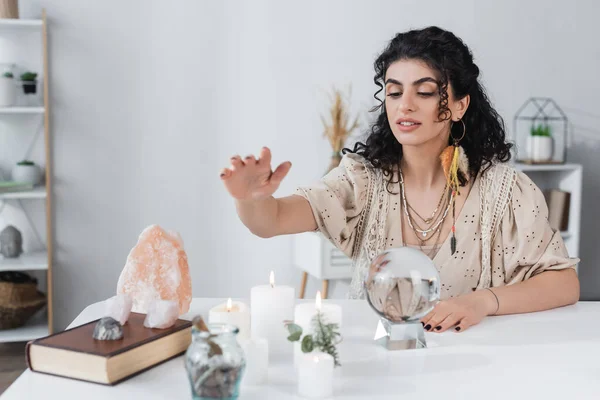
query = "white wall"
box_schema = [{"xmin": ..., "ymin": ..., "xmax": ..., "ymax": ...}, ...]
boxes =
[{"xmin": 14, "ymin": 0, "xmax": 600, "ymax": 330}]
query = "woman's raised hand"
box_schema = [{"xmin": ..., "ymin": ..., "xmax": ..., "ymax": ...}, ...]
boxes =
[{"xmin": 220, "ymin": 147, "xmax": 292, "ymax": 201}]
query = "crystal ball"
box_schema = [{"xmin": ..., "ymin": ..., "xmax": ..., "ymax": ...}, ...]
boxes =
[{"xmin": 364, "ymin": 247, "xmax": 441, "ymax": 323}]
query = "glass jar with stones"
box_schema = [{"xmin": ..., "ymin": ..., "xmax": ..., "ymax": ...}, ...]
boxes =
[{"xmin": 185, "ymin": 318, "xmax": 246, "ymax": 400}]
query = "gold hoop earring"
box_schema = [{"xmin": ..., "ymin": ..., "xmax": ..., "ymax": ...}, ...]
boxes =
[{"xmin": 451, "ymin": 119, "xmax": 466, "ymax": 144}]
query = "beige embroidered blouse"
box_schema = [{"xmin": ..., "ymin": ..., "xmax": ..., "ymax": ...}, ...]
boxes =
[{"xmin": 296, "ymin": 153, "xmax": 579, "ymax": 300}]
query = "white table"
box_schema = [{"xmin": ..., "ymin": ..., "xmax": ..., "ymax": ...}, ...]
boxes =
[{"xmin": 3, "ymin": 299, "xmax": 600, "ymax": 399}]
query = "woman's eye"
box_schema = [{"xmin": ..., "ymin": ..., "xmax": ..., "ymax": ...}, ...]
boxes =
[
  {"xmin": 387, "ymin": 93, "xmax": 401, "ymax": 98},
  {"xmin": 418, "ymin": 92, "xmax": 434, "ymax": 97}
]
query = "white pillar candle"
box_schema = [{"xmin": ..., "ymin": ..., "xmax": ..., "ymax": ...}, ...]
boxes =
[
  {"xmin": 250, "ymin": 271, "xmax": 295, "ymax": 356},
  {"xmin": 240, "ymin": 336, "xmax": 269, "ymax": 386},
  {"xmin": 294, "ymin": 291, "xmax": 342, "ymax": 332},
  {"xmin": 294, "ymin": 291, "xmax": 342, "ymax": 365},
  {"xmin": 209, "ymin": 298, "xmax": 251, "ymax": 340},
  {"xmin": 297, "ymin": 351, "xmax": 334, "ymax": 399}
]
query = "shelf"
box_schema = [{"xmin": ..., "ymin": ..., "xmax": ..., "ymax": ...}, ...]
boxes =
[
  {"xmin": 0, "ymin": 107, "xmax": 44, "ymax": 114},
  {"xmin": 0, "ymin": 310, "xmax": 48, "ymax": 343},
  {"xmin": 513, "ymin": 163, "xmax": 581, "ymax": 172},
  {"xmin": 0, "ymin": 186, "xmax": 46, "ymax": 199},
  {"xmin": 515, "ymin": 116, "xmax": 565, "ymax": 121},
  {"xmin": 0, "ymin": 251, "xmax": 48, "ymax": 272},
  {"xmin": 0, "ymin": 18, "xmax": 42, "ymax": 31}
]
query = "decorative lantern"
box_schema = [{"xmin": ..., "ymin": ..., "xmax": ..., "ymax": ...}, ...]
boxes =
[{"xmin": 513, "ymin": 97, "xmax": 568, "ymax": 164}]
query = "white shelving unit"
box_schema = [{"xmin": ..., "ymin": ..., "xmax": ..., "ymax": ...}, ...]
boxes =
[
  {"xmin": 513, "ymin": 162, "xmax": 582, "ymax": 264},
  {"xmin": 0, "ymin": 186, "xmax": 47, "ymax": 199},
  {"xmin": 0, "ymin": 10, "xmax": 53, "ymax": 343},
  {"xmin": 0, "ymin": 19, "xmax": 42, "ymax": 30},
  {"xmin": 0, "ymin": 250, "xmax": 48, "ymax": 272},
  {"xmin": 0, "ymin": 310, "xmax": 48, "ymax": 343},
  {"xmin": 0, "ymin": 106, "xmax": 44, "ymax": 114},
  {"xmin": 293, "ymin": 231, "xmax": 352, "ymax": 299}
]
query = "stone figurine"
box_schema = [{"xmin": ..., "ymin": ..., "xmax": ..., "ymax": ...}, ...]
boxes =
[{"xmin": 0, "ymin": 225, "xmax": 23, "ymax": 258}]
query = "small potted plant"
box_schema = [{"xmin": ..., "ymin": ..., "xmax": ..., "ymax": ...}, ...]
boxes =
[
  {"xmin": 0, "ymin": 71, "xmax": 16, "ymax": 107},
  {"xmin": 527, "ymin": 123, "xmax": 553, "ymax": 163},
  {"xmin": 20, "ymin": 71, "xmax": 38, "ymax": 95},
  {"xmin": 11, "ymin": 160, "xmax": 43, "ymax": 186}
]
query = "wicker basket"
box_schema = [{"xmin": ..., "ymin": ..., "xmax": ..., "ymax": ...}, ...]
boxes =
[
  {"xmin": 0, "ymin": 272, "xmax": 46, "ymax": 330},
  {"xmin": 0, "ymin": 299, "xmax": 45, "ymax": 330},
  {"xmin": 0, "ymin": 279, "xmax": 40, "ymax": 303}
]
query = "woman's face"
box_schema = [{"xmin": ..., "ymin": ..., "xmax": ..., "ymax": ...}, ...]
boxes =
[{"xmin": 384, "ymin": 59, "xmax": 469, "ymax": 148}]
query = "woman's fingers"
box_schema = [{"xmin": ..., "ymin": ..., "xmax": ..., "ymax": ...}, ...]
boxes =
[
  {"xmin": 270, "ymin": 161, "xmax": 292, "ymax": 185},
  {"xmin": 453, "ymin": 317, "xmax": 473, "ymax": 333},
  {"xmin": 421, "ymin": 312, "xmax": 443, "ymax": 332},
  {"xmin": 219, "ymin": 168, "xmax": 231, "ymax": 179},
  {"xmin": 420, "ymin": 310, "xmax": 435, "ymax": 330},
  {"xmin": 258, "ymin": 147, "xmax": 272, "ymax": 166},
  {"xmin": 230, "ymin": 155, "xmax": 244, "ymax": 170},
  {"xmin": 432, "ymin": 313, "xmax": 461, "ymax": 333}
]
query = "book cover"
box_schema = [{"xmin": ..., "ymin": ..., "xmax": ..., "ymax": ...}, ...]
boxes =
[{"xmin": 26, "ymin": 312, "xmax": 192, "ymax": 385}]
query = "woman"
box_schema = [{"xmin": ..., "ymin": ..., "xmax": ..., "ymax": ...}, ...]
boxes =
[{"xmin": 219, "ymin": 26, "xmax": 580, "ymax": 333}]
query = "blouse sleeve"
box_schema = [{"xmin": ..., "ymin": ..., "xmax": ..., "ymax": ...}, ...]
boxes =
[
  {"xmin": 294, "ymin": 153, "xmax": 370, "ymax": 258},
  {"xmin": 491, "ymin": 171, "xmax": 580, "ymax": 286}
]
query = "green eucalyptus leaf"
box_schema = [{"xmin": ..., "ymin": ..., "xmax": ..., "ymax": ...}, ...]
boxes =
[
  {"xmin": 286, "ymin": 323, "xmax": 302, "ymax": 335},
  {"xmin": 301, "ymin": 334, "xmax": 314, "ymax": 353},
  {"xmin": 287, "ymin": 331, "xmax": 302, "ymax": 342}
]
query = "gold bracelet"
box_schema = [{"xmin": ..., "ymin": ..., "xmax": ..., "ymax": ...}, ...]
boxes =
[{"xmin": 486, "ymin": 288, "xmax": 500, "ymax": 315}]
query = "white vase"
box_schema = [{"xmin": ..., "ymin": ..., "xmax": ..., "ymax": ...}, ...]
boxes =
[
  {"xmin": 527, "ymin": 136, "xmax": 553, "ymax": 162},
  {"xmin": 0, "ymin": 77, "xmax": 16, "ymax": 107},
  {"xmin": 12, "ymin": 164, "xmax": 43, "ymax": 186}
]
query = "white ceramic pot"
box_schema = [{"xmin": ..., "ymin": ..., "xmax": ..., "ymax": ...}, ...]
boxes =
[
  {"xmin": 11, "ymin": 163, "xmax": 43, "ymax": 186},
  {"xmin": 0, "ymin": 76, "xmax": 16, "ymax": 107},
  {"xmin": 527, "ymin": 136, "xmax": 553, "ymax": 162}
]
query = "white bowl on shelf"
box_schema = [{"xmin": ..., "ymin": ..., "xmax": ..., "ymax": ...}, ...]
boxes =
[{"xmin": 11, "ymin": 163, "xmax": 43, "ymax": 186}]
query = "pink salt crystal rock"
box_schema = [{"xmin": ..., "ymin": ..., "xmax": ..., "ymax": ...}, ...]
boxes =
[
  {"xmin": 116, "ymin": 225, "xmax": 192, "ymax": 315},
  {"xmin": 104, "ymin": 294, "xmax": 133, "ymax": 325},
  {"xmin": 143, "ymin": 299, "xmax": 179, "ymax": 329}
]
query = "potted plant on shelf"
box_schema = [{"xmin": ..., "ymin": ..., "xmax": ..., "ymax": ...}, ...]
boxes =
[
  {"xmin": 0, "ymin": 71, "xmax": 16, "ymax": 107},
  {"xmin": 527, "ymin": 123, "xmax": 553, "ymax": 163},
  {"xmin": 11, "ymin": 160, "xmax": 43, "ymax": 186},
  {"xmin": 20, "ymin": 71, "xmax": 38, "ymax": 95}
]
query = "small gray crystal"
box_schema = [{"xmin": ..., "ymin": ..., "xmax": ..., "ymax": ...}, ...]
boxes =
[{"xmin": 93, "ymin": 317, "xmax": 124, "ymax": 340}]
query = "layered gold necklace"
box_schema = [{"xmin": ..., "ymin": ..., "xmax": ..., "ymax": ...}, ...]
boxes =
[{"xmin": 399, "ymin": 168, "xmax": 454, "ymax": 257}]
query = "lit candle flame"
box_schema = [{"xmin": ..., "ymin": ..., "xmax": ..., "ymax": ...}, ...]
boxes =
[
  {"xmin": 315, "ymin": 291, "xmax": 322, "ymax": 311},
  {"xmin": 227, "ymin": 297, "xmax": 232, "ymax": 312},
  {"xmin": 269, "ymin": 271, "xmax": 275, "ymax": 288}
]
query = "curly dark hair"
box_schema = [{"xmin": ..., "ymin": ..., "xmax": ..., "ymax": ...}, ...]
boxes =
[{"xmin": 343, "ymin": 26, "xmax": 512, "ymax": 192}]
